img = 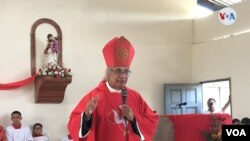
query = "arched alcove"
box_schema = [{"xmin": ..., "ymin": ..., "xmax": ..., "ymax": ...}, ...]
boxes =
[{"xmin": 31, "ymin": 18, "xmax": 72, "ymax": 103}]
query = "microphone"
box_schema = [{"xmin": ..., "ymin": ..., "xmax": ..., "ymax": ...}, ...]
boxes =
[
  {"xmin": 176, "ymin": 102, "xmax": 187, "ymax": 107},
  {"xmin": 121, "ymin": 88, "xmax": 129, "ymax": 141},
  {"xmin": 121, "ymin": 88, "xmax": 128, "ymax": 104}
]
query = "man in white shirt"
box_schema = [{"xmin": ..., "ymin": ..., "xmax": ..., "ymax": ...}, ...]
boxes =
[
  {"xmin": 6, "ymin": 111, "xmax": 33, "ymax": 141},
  {"xmin": 203, "ymin": 96, "xmax": 231, "ymax": 114},
  {"xmin": 203, "ymin": 98, "xmax": 221, "ymax": 114}
]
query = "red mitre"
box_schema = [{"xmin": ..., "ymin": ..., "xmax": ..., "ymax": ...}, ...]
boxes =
[{"xmin": 102, "ymin": 36, "xmax": 135, "ymax": 67}]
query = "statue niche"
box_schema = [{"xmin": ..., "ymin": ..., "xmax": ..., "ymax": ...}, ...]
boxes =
[{"xmin": 31, "ymin": 18, "xmax": 72, "ymax": 103}]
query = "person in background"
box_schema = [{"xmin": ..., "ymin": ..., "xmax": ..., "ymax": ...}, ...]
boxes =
[
  {"xmin": 32, "ymin": 123, "xmax": 49, "ymax": 141},
  {"xmin": 0, "ymin": 125, "xmax": 6, "ymax": 141},
  {"xmin": 67, "ymin": 36, "xmax": 159, "ymax": 141},
  {"xmin": 232, "ymin": 118, "xmax": 241, "ymax": 125},
  {"xmin": 241, "ymin": 117, "xmax": 250, "ymax": 125},
  {"xmin": 203, "ymin": 95, "xmax": 231, "ymax": 114},
  {"xmin": 203, "ymin": 98, "xmax": 220, "ymax": 114},
  {"xmin": 5, "ymin": 111, "xmax": 33, "ymax": 141}
]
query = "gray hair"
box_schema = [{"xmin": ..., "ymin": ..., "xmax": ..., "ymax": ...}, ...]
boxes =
[{"xmin": 103, "ymin": 68, "xmax": 110, "ymax": 81}]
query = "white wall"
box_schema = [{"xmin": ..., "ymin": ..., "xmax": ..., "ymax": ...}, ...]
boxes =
[
  {"xmin": 0, "ymin": 0, "xmax": 193, "ymax": 140},
  {"xmin": 193, "ymin": 1, "xmax": 250, "ymax": 119}
]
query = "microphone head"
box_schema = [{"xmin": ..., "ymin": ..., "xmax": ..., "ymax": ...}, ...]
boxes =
[
  {"xmin": 121, "ymin": 88, "xmax": 127, "ymax": 97},
  {"xmin": 183, "ymin": 102, "xmax": 187, "ymax": 105},
  {"xmin": 121, "ymin": 88, "xmax": 128, "ymax": 104}
]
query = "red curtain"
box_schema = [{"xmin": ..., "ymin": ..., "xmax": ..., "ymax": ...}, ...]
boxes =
[{"xmin": 0, "ymin": 75, "xmax": 37, "ymax": 90}]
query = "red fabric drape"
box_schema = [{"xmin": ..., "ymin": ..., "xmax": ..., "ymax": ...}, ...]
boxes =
[
  {"xmin": 0, "ymin": 75, "xmax": 37, "ymax": 90},
  {"xmin": 165, "ymin": 114, "xmax": 232, "ymax": 141}
]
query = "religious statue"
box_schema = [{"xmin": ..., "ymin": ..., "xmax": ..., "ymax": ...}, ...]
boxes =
[{"xmin": 44, "ymin": 33, "xmax": 59, "ymax": 64}]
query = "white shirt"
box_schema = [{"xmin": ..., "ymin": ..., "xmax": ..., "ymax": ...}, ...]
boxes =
[
  {"xmin": 203, "ymin": 109, "xmax": 222, "ymax": 114},
  {"xmin": 33, "ymin": 135, "xmax": 49, "ymax": 141},
  {"xmin": 6, "ymin": 125, "xmax": 33, "ymax": 141}
]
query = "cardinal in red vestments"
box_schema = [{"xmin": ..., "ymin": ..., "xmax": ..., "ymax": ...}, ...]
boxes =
[{"xmin": 68, "ymin": 36, "xmax": 159, "ymax": 141}]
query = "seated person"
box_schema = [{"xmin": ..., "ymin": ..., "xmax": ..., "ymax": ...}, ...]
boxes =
[
  {"xmin": 203, "ymin": 95, "xmax": 231, "ymax": 114},
  {"xmin": 232, "ymin": 118, "xmax": 241, "ymax": 125},
  {"xmin": 241, "ymin": 117, "xmax": 250, "ymax": 125},
  {"xmin": 0, "ymin": 125, "xmax": 6, "ymax": 141},
  {"xmin": 61, "ymin": 134, "xmax": 73, "ymax": 141},
  {"xmin": 6, "ymin": 111, "xmax": 33, "ymax": 141},
  {"xmin": 32, "ymin": 123, "xmax": 49, "ymax": 141}
]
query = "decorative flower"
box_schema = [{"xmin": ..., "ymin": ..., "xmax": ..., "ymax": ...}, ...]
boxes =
[
  {"xmin": 202, "ymin": 115, "xmax": 226, "ymax": 141},
  {"xmin": 38, "ymin": 62, "xmax": 72, "ymax": 78}
]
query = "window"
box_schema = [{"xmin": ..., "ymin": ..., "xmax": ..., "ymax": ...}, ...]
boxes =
[{"xmin": 201, "ymin": 78, "xmax": 231, "ymax": 114}]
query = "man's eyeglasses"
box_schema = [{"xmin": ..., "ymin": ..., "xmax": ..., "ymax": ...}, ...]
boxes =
[{"xmin": 109, "ymin": 68, "xmax": 132, "ymax": 76}]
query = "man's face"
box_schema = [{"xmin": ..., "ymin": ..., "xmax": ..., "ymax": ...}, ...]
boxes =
[
  {"xmin": 11, "ymin": 113, "xmax": 22, "ymax": 125},
  {"xmin": 207, "ymin": 99, "xmax": 215, "ymax": 109},
  {"xmin": 107, "ymin": 67, "xmax": 131, "ymax": 90},
  {"xmin": 33, "ymin": 125, "xmax": 42, "ymax": 135}
]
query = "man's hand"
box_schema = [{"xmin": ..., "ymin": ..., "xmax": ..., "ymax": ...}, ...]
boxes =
[
  {"xmin": 120, "ymin": 104, "xmax": 134, "ymax": 121},
  {"xmin": 84, "ymin": 95, "xmax": 99, "ymax": 118},
  {"xmin": 222, "ymin": 94, "xmax": 231, "ymax": 113}
]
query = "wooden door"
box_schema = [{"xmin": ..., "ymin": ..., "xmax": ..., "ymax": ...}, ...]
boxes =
[{"xmin": 164, "ymin": 84, "xmax": 202, "ymax": 115}]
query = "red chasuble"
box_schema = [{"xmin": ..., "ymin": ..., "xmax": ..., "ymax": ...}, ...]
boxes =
[{"xmin": 68, "ymin": 81, "xmax": 159, "ymax": 141}]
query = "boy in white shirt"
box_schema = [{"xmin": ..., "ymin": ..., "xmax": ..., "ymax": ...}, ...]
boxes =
[
  {"xmin": 203, "ymin": 96, "xmax": 231, "ymax": 114},
  {"xmin": 6, "ymin": 111, "xmax": 33, "ymax": 141},
  {"xmin": 32, "ymin": 123, "xmax": 49, "ymax": 141}
]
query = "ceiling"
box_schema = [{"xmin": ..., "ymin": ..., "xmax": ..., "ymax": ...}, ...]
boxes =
[
  {"xmin": 81, "ymin": 0, "xmax": 247, "ymax": 22},
  {"xmin": 198, "ymin": 0, "xmax": 246, "ymax": 11},
  {"xmin": 84, "ymin": 0, "xmax": 197, "ymax": 21}
]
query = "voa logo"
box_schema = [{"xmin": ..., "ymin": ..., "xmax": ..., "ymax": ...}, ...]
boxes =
[
  {"xmin": 218, "ymin": 7, "xmax": 236, "ymax": 25},
  {"xmin": 226, "ymin": 129, "xmax": 246, "ymax": 136}
]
